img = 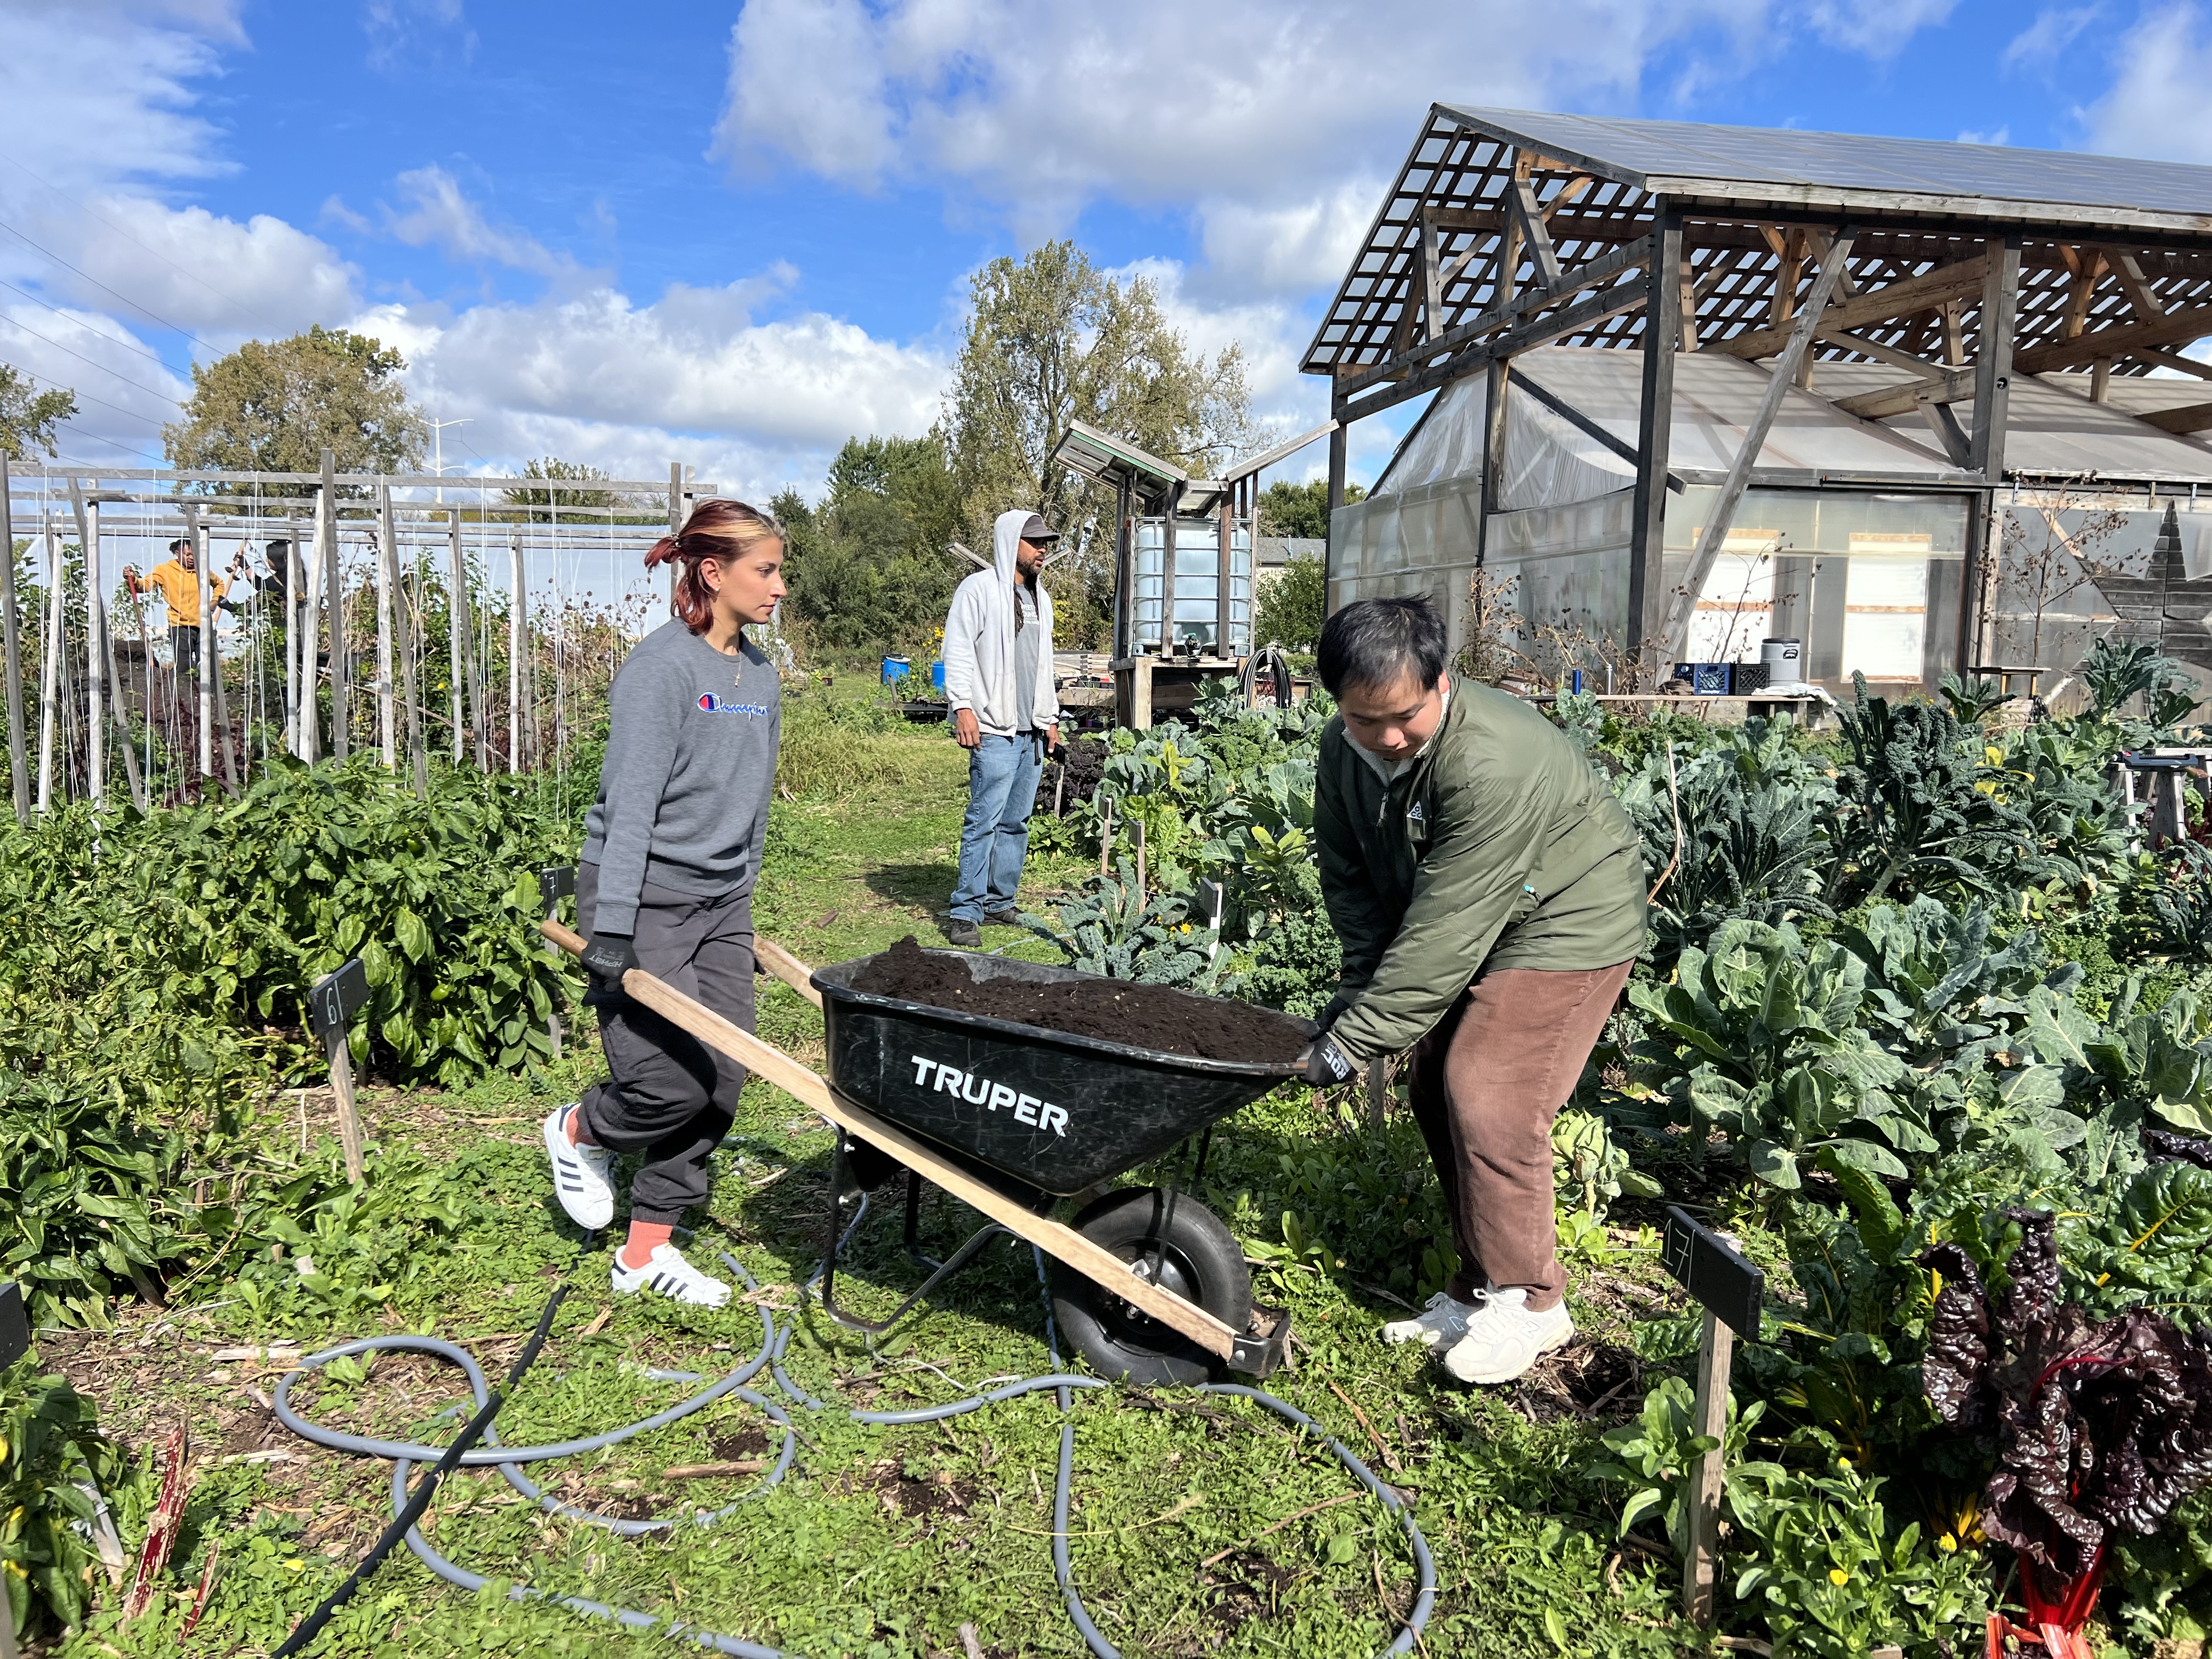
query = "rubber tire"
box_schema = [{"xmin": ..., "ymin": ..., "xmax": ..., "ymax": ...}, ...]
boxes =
[{"xmin": 1049, "ymin": 1187, "xmax": 1252, "ymax": 1388}]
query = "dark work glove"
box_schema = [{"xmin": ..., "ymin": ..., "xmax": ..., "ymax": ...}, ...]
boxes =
[
  {"xmin": 1316, "ymin": 990, "xmax": 1355, "ymax": 1032},
  {"xmin": 1300, "ymin": 1034, "xmax": 1357, "ymax": 1087},
  {"xmin": 580, "ymin": 931, "xmax": 637, "ymax": 982}
]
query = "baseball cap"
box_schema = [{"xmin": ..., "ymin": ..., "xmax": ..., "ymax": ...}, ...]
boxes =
[{"xmin": 1019, "ymin": 513, "xmax": 1059, "ymax": 544}]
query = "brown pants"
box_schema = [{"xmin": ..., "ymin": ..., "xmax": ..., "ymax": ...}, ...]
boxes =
[{"xmin": 1405, "ymin": 960, "xmax": 1635, "ymax": 1312}]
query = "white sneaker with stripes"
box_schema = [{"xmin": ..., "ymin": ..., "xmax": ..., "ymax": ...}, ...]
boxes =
[
  {"xmin": 542, "ymin": 1103, "xmax": 616, "ymax": 1231},
  {"xmin": 611, "ymin": 1243, "xmax": 731, "ymax": 1308}
]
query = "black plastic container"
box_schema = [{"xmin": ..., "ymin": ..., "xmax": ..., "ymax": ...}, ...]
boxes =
[{"xmin": 812, "ymin": 948, "xmax": 1313, "ymax": 1195}]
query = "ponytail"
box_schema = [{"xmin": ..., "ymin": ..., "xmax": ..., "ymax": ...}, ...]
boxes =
[{"xmin": 645, "ymin": 499, "xmax": 785, "ymax": 631}]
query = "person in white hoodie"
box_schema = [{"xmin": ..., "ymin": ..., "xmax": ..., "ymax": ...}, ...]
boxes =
[{"xmin": 942, "ymin": 509, "xmax": 1060, "ymax": 947}]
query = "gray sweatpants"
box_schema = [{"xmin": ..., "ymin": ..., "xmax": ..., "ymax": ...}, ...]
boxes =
[{"xmin": 575, "ymin": 861, "xmax": 755, "ymax": 1226}]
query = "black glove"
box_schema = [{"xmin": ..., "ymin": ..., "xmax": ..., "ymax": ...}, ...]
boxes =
[
  {"xmin": 580, "ymin": 930, "xmax": 637, "ymax": 982},
  {"xmin": 1316, "ymin": 990, "xmax": 1355, "ymax": 1032},
  {"xmin": 1300, "ymin": 1034, "xmax": 1358, "ymax": 1087}
]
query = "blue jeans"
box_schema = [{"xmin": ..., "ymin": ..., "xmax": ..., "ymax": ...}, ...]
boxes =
[{"xmin": 951, "ymin": 732, "xmax": 1044, "ymax": 921}]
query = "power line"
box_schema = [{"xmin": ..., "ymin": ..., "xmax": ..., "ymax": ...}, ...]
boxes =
[
  {"xmin": 4, "ymin": 359, "xmax": 172, "ymax": 434},
  {"xmin": 0, "ymin": 212, "xmax": 222, "ymax": 356},
  {"xmin": 0, "ymin": 312, "xmax": 184, "ymax": 406},
  {"xmin": 0, "ymin": 274, "xmax": 183, "ymax": 374},
  {"xmin": 51, "ymin": 417, "xmax": 165, "ymax": 465},
  {"xmin": 0, "ymin": 146, "xmax": 260, "ymax": 320}
]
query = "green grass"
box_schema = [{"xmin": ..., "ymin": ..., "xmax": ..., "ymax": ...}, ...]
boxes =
[{"xmin": 44, "ymin": 719, "xmax": 1717, "ymax": 1659}]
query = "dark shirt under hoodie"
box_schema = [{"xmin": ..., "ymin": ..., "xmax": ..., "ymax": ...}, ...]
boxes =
[{"xmin": 582, "ymin": 618, "xmax": 781, "ymax": 936}]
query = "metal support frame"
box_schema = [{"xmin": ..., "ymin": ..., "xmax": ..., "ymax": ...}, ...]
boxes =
[
  {"xmin": 815, "ymin": 1136, "xmax": 1015, "ymax": 1336},
  {"xmin": 321, "ymin": 448, "xmax": 348, "ymax": 761},
  {"xmin": 1626, "ymin": 209, "xmax": 1684, "ymax": 679},
  {"xmin": 1659, "ymin": 224, "xmax": 1858, "ymax": 661}
]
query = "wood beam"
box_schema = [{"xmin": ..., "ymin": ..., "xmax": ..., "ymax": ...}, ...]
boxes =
[
  {"xmin": 2131, "ymin": 345, "xmax": 2212, "ymax": 379},
  {"xmin": 1338, "ymin": 275, "xmax": 1654, "ymax": 422},
  {"xmin": 1805, "ymin": 228, "xmax": 1858, "ymax": 300},
  {"xmin": 1510, "ymin": 178, "xmax": 1564, "ymax": 289},
  {"xmin": 1713, "ymin": 254, "xmax": 1991, "ymax": 360},
  {"xmin": 1769, "ymin": 228, "xmax": 1804, "ymax": 330},
  {"xmin": 1820, "ymin": 326, "xmax": 1946, "ymax": 380},
  {"xmin": 1627, "ymin": 209, "xmax": 1683, "ymax": 679},
  {"xmin": 1661, "ymin": 227, "xmax": 1857, "ymax": 659},
  {"xmin": 1420, "ymin": 208, "xmax": 1445, "ymax": 343},
  {"xmin": 1336, "ymin": 234, "xmax": 1654, "ymax": 398},
  {"xmin": 2012, "ymin": 301, "xmax": 2212, "ymax": 374},
  {"xmin": 1940, "ymin": 298, "xmax": 1966, "ymax": 366},
  {"xmin": 1512, "ymin": 369, "xmax": 1642, "ymax": 470},
  {"xmin": 1832, "ymin": 367, "xmax": 1978, "ymax": 420},
  {"xmin": 1961, "ymin": 235, "xmax": 2021, "ymax": 671},
  {"xmin": 1539, "ymin": 173, "xmax": 1594, "ymax": 223},
  {"xmin": 2100, "ymin": 247, "xmax": 2166, "ymax": 321},
  {"xmin": 2062, "ymin": 247, "xmax": 2108, "ymax": 339},
  {"xmin": 2137, "ymin": 401, "xmax": 2212, "ymax": 433},
  {"xmin": 1918, "ymin": 392, "xmax": 1973, "ymax": 466}
]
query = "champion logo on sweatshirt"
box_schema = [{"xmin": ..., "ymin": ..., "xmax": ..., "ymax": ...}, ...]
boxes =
[{"xmin": 696, "ymin": 693, "xmax": 771, "ymax": 716}]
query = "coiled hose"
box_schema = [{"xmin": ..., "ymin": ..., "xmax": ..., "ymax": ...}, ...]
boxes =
[{"xmin": 273, "ymin": 1215, "xmax": 1436, "ymax": 1657}]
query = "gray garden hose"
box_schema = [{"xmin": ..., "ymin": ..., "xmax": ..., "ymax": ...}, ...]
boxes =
[{"xmin": 274, "ymin": 1238, "xmax": 1436, "ymax": 1657}]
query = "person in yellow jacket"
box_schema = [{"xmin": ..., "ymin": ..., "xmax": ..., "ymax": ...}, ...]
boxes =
[{"xmin": 125, "ymin": 539, "xmax": 239, "ymax": 681}]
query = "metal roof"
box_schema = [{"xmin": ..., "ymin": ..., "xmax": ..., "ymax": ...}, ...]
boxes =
[
  {"xmin": 1436, "ymin": 108, "xmax": 2212, "ymax": 225},
  {"xmin": 1304, "ymin": 106, "xmax": 2212, "ymax": 380}
]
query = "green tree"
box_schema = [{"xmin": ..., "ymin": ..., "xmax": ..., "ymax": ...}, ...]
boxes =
[
  {"xmin": 944, "ymin": 240, "xmax": 1252, "ymax": 648},
  {"xmin": 504, "ymin": 456, "xmax": 623, "ymax": 521},
  {"xmin": 777, "ymin": 433, "xmax": 969, "ymax": 657},
  {"xmin": 1258, "ymin": 477, "xmax": 1363, "ymax": 540},
  {"xmin": 0, "ymin": 364, "xmax": 77, "ymax": 460},
  {"xmin": 162, "ymin": 325, "xmax": 427, "ymax": 492},
  {"xmin": 1253, "ymin": 552, "xmax": 1327, "ymax": 651}
]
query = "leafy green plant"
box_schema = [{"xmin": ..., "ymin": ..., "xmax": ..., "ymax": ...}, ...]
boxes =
[
  {"xmin": 1939, "ymin": 671, "xmax": 2013, "ymax": 725},
  {"xmin": 1827, "ymin": 676, "xmax": 2034, "ymax": 908},
  {"xmin": 1627, "ymin": 918, "xmax": 1912, "ymax": 1188},
  {"xmin": 1017, "ymin": 861, "xmax": 1238, "ymax": 992},
  {"xmin": 1584, "ymin": 1376, "xmax": 1779, "ymax": 1555},
  {"xmin": 1551, "ymin": 1108, "xmax": 1660, "ymax": 1223},
  {"xmin": 1727, "ymin": 1452, "xmax": 1992, "ymax": 1658},
  {"xmin": 2146, "ymin": 839, "xmax": 2212, "ymax": 961},
  {"xmin": 1, "ymin": 1365, "xmax": 138, "ymax": 1643},
  {"xmin": 2083, "ymin": 633, "xmax": 2188, "ymax": 721}
]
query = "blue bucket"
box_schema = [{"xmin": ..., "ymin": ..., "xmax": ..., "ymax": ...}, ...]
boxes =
[
  {"xmin": 881, "ymin": 656, "xmax": 912, "ymax": 686},
  {"xmin": 930, "ymin": 660, "xmax": 946, "ymax": 691}
]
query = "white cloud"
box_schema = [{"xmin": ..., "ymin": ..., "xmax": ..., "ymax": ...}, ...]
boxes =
[
  {"xmin": 1797, "ymin": 0, "xmax": 1958, "ymax": 57},
  {"xmin": 714, "ymin": 0, "xmax": 1970, "ymax": 303},
  {"xmin": 385, "ymin": 165, "xmax": 585, "ymax": 281},
  {"xmin": 357, "ymin": 275, "xmax": 951, "ymax": 500},
  {"xmin": 362, "ymin": 0, "xmax": 475, "ymax": 73},
  {"xmin": 2083, "ymin": 3, "xmax": 2212, "ymax": 163},
  {"xmin": 2003, "ymin": 4, "xmax": 2102, "ymax": 71},
  {"xmin": 1956, "ymin": 127, "xmax": 2011, "ymax": 146}
]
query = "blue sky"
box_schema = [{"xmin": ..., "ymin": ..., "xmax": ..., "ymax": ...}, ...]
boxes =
[{"xmin": 0, "ymin": 0, "xmax": 2205, "ymax": 500}]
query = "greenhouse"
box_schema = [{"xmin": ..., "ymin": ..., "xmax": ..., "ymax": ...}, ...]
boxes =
[{"xmin": 1308, "ymin": 105, "xmax": 2212, "ymax": 698}]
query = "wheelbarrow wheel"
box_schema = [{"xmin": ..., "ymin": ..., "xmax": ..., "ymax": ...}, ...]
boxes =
[{"xmin": 1050, "ymin": 1187, "xmax": 1252, "ymax": 1387}]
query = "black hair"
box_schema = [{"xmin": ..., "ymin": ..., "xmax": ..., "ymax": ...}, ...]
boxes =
[
  {"xmin": 1316, "ymin": 596, "xmax": 1448, "ymax": 698},
  {"xmin": 264, "ymin": 539, "xmax": 290, "ymax": 561},
  {"xmin": 168, "ymin": 538, "xmax": 190, "ymax": 554}
]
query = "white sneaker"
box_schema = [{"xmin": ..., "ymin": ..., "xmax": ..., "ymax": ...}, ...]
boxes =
[
  {"xmin": 543, "ymin": 1104, "xmax": 616, "ymax": 1231},
  {"xmin": 611, "ymin": 1243, "xmax": 731, "ymax": 1308},
  {"xmin": 1441, "ymin": 1287, "xmax": 1573, "ymax": 1384},
  {"xmin": 1380, "ymin": 1290, "xmax": 1484, "ymax": 1349}
]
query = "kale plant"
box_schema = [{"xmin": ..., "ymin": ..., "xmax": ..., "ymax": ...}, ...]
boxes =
[
  {"xmin": 1939, "ymin": 671, "xmax": 2013, "ymax": 725},
  {"xmin": 1016, "ymin": 860, "xmax": 1239, "ymax": 992},
  {"xmin": 1826, "ymin": 676, "xmax": 2036, "ymax": 908}
]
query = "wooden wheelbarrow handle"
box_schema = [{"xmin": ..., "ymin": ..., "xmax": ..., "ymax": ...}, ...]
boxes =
[{"xmin": 539, "ymin": 919, "xmax": 1237, "ymax": 1361}]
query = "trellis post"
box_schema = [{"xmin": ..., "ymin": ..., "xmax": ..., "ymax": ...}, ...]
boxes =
[{"xmin": 0, "ymin": 450, "xmax": 26, "ymax": 823}]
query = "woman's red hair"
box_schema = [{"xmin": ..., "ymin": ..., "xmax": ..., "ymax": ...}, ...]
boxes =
[{"xmin": 644, "ymin": 498, "xmax": 785, "ymax": 631}]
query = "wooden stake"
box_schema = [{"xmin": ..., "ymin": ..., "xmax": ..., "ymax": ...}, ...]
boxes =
[
  {"xmin": 509, "ymin": 531, "xmax": 523, "ymax": 775},
  {"xmin": 375, "ymin": 489, "xmax": 396, "ymax": 768},
  {"xmin": 321, "ymin": 449, "xmax": 349, "ymax": 761},
  {"xmin": 75, "ymin": 483, "xmax": 103, "ymax": 804},
  {"xmin": 188, "ymin": 501, "xmax": 212, "ymax": 789},
  {"xmin": 1681, "ymin": 1307, "xmax": 1733, "ymax": 1626},
  {"xmin": 539, "ymin": 918, "xmax": 1239, "ymax": 1361},
  {"xmin": 35, "ymin": 506, "xmax": 60, "ymax": 812},
  {"xmin": 326, "ymin": 1026, "xmax": 365, "ymax": 1183}
]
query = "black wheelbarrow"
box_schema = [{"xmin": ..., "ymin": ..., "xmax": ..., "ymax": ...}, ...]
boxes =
[
  {"xmin": 540, "ymin": 921, "xmax": 1308, "ymax": 1387},
  {"xmin": 811, "ymin": 946, "xmax": 1313, "ymax": 1385}
]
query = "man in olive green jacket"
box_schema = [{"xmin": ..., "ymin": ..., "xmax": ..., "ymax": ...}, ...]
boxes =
[{"xmin": 1299, "ymin": 596, "xmax": 1646, "ymax": 1384}]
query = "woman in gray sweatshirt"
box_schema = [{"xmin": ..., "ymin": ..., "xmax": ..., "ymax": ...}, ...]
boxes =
[{"xmin": 541, "ymin": 499, "xmax": 786, "ymax": 1306}]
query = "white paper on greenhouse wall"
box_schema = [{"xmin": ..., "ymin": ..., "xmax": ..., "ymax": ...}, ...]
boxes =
[
  {"xmin": 1843, "ymin": 534, "xmax": 1932, "ymax": 682},
  {"xmin": 1684, "ymin": 529, "xmax": 1784, "ymax": 662}
]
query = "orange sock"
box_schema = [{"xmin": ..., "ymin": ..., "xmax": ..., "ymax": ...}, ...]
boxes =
[{"xmin": 620, "ymin": 1222, "xmax": 673, "ymax": 1271}]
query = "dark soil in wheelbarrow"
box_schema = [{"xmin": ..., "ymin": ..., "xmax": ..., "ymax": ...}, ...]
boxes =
[{"xmin": 852, "ymin": 936, "xmax": 1309, "ymax": 1064}]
